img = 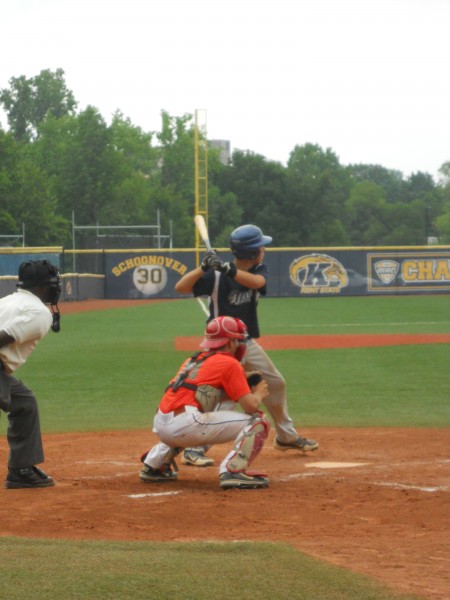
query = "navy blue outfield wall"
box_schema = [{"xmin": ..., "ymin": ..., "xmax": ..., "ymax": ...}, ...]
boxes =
[
  {"xmin": 1, "ymin": 246, "xmax": 449, "ymax": 300},
  {"xmin": 103, "ymin": 246, "xmax": 450, "ymax": 299}
]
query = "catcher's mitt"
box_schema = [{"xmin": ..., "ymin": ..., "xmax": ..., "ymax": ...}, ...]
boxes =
[{"xmin": 246, "ymin": 371, "xmax": 263, "ymax": 388}]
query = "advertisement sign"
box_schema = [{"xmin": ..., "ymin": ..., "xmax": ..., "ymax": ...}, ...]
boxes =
[
  {"xmin": 265, "ymin": 248, "xmax": 450, "ymax": 297},
  {"xmin": 265, "ymin": 250, "xmax": 369, "ymax": 297},
  {"xmin": 102, "ymin": 247, "xmax": 450, "ymax": 299},
  {"xmin": 105, "ymin": 251, "xmax": 194, "ymax": 299},
  {"xmin": 368, "ymin": 251, "xmax": 450, "ymax": 292}
]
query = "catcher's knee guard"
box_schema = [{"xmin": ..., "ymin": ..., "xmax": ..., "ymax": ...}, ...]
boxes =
[{"xmin": 226, "ymin": 413, "xmax": 270, "ymax": 473}]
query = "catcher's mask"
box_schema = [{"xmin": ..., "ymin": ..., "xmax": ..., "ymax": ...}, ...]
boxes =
[
  {"xmin": 17, "ymin": 260, "xmax": 62, "ymax": 333},
  {"xmin": 230, "ymin": 224, "xmax": 272, "ymax": 260},
  {"xmin": 201, "ymin": 316, "xmax": 248, "ymax": 361}
]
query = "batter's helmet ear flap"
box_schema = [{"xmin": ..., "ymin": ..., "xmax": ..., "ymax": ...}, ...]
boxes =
[{"xmin": 230, "ymin": 224, "xmax": 273, "ymax": 259}]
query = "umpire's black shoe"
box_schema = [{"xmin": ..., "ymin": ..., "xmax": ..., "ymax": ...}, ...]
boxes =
[{"xmin": 5, "ymin": 466, "xmax": 55, "ymax": 489}]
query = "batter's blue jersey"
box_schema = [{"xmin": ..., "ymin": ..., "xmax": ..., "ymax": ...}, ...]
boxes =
[{"xmin": 192, "ymin": 263, "xmax": 268, "ymax": 339}]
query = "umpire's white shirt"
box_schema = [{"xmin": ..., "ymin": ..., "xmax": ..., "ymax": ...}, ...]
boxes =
[{"xmin": 0, "ymin": 289, "xmax": 52, "ymax": 373}]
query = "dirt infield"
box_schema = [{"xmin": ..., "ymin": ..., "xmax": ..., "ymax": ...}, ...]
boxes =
[
  {"xmin": 175, "ymin": 333, "xmax": 450, "ymax": 351},
  {"xmin": 60, "ymin": 299, "xmax": 450, "ymax": 351},
  {"xmin": 1, "ymin": 429, "xmax": 449, "ymax": 599},
  {"xmin": 1, "ymin": 299, "xmax": 449, "ymax": 599}
]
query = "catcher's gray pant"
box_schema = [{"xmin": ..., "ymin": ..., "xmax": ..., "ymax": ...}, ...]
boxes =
[
  {"xmin": 0, "ymin": 367, "xmax": 45, "ymax": 469},
  {"xmin": 145, "ymin": 406, "xmax": 263, "ymax": 474},
  {"xmin": 243, "ymin": 338, "xmax": 298, "ymax": 443}
]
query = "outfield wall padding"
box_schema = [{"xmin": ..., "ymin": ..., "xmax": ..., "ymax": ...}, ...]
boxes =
[{"xmin": 1, "ymin": 246, "xmax": 449, "ymax": 300}]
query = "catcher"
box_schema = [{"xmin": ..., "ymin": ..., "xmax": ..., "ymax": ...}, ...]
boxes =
[{"xmin": 140, "ymin": 316, "xmax": 271, "ymax": 490}]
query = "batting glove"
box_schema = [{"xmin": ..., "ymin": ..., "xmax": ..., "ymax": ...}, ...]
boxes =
[
  {"xmin": 211, "ymin": 259, "xmax": 237, "ymax": 279},
  {"xmin": 200, "ymin": 250, "xmax": 218, "ymax": 272}
]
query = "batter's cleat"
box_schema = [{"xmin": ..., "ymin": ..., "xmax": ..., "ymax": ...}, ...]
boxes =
[
  {"xmin": 182, "ymin": 449, "xmax": 214, "ymax": 467},
  {"xmin": 5, "ymin": 466, "xmax": 55, "ymax": 489},
  {"xmin": 139, "ymin": 464, "xmax": 177, "ymax": 483},
  {"xmin": 273, "ymin": 436, "xmax": 319, "ymax": 453},
  {"xmin": 219, "ymin": 471, "xmax": 269, "ymax": 490}
]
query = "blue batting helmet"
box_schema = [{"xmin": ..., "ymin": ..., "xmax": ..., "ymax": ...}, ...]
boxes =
[{"xmin": 230, "ymin": 225, "xmax": 272, "ymax": 259}]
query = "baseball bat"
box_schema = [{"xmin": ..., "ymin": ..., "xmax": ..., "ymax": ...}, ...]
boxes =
[
  {"xmin": 194, "ymin": 215, "xmax": 212, "ymax": 317},
  {"xmin": 194, "ymin": 215, "xmax": 212, "ymax": 251}
]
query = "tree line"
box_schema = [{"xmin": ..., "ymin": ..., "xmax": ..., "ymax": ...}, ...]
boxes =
[{"xmin": 1, "ymin": 69, "xmax": 449, "ymax": 248}]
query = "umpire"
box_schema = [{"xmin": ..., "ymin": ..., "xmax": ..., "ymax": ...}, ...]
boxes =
[{"xmin": 0, "ymin": 259, "xmax": 61, "ymax": 489}]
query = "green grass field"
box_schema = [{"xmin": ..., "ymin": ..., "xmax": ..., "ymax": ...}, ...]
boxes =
[
  {"xmin": 1, "ymin": 295, "xmax": 448, "ymax": 599},
  {"xmin": 10, "ymin": 294, "xmax": 450, "ymax": 432},
  {"xmin": 0, "ymin": 538, "xmax": 421, "ymax": 600}
]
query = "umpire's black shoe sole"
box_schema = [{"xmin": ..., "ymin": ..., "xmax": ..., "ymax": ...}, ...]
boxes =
[
  {"xmin": 4, "ymin": 466, "xmax": 55, "ymax": 489},
  {"xmin": 4, "ymin": 479, "xmax": 55, "ymax": 489}
]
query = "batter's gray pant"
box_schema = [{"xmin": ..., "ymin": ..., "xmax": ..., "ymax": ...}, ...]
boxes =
[
  {"xmin": 0, "ymin": 367, "xmax": 45, "ymax": 469},
  {"xmin": 243, "ymin": 338, "xmax": 298, "ymax": 443}
]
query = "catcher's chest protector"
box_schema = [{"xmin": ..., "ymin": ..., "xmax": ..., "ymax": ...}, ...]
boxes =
[{"xmin": 166, "ymin": 352, "xmax": 224, "ymax": 411}]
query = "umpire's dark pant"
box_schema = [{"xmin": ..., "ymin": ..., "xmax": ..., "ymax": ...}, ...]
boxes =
[{"xmin": 0, "ymin": 364, "xmax": 44, "ymax": 469}]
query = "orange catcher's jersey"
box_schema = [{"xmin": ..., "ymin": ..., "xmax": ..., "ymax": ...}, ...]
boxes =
[{"xmin": 159, "ymin": 351, "xmax": 250, "ymax": 414}]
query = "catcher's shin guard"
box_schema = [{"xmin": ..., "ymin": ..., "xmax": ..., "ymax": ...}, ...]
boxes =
[
  {"xmin": 164, "ymin": 447, "xmax": 182, "ymax": 472},
  {"xmin": 226, "ymin": 413, "xmax": 269, "ymax": 473}
]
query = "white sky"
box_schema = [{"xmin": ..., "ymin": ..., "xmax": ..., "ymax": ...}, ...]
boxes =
[{"xmin": 1, "ymin": 0, "xmax": 449, "ymax": 180}]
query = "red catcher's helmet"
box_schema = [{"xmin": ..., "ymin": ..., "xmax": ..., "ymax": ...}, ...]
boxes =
[{"xmin": 201, "ymin": 316, "xmax": 248, "ymax": 350}]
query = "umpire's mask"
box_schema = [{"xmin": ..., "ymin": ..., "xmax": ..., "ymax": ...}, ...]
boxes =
[{"xmin": 17, "ymin": 260, "xmax": 62, "ymax": 332}]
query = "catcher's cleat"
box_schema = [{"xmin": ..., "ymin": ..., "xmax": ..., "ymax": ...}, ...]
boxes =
[
  {"xmin": 182, "ymin": 449, "xmax": 214, "ymax": 467},
  {"xmin": 219, "ymin": 471, "xmax": 269, "ymax": 490},
  {"xmin": 5, "ymin": 466, "xmax": 55, "ymax": 489},
  {"xmin": 139, "ymin": 464, "xmax": 177, "ymax": 483},
  {"xmin": 273, "ymin": 436, "xmax": 319, "ymax": 453}
]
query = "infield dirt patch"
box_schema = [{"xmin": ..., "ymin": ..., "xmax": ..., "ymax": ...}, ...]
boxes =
[
  {"xmin": 175, "ymin": 332, "xmax": 450, "ymax": 351},
  {"xmin": 1, "ymin": 428, "xmax": 449, "ymax": 600}
]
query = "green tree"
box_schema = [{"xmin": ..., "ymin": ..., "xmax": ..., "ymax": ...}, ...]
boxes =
[
  {"xmin": 286, "ymin": 144, "xmax": 351, "ymax": 246},
  {"xmin": 214, "ymin": 150, "xmax": 289, "ymax": 244},
  {"xmin": 102, "ymin": 112, "xmax": 159, "ymax": 225},
  {"xmin": 435, "ymin": 209, "xmax": 450, "ymax": 243},
  {"xmin": 0, "ymin": 69, "xmax": 77, "ymax": 142},
  {"xmin": 110, "ymin": 111, "xmax": 158, "ymax": 176},
  {"xmin": 0, "ymin": 127, "xmax": 69, "ymax": 245},
  {"xmin": 153, "ymin": 111, "xmax": 197, "ymax": 245},
  {"xmin": 48, "ymin": 107, "xmax": 117, "ymax": 225},
  {"xmin": 345, "ymin": 180, "xmax": 390, "ymax": 245},
  {"xmin": 403, "ymin": 172, "xmax": 436, "ymax": 203},
  {"xmin": 348, "ymin": 164, "xmax": 404, "ymax": 203},
  {"xmin": 345, "ymin": 181, "xmax": 429, "ymax": 245},
  {"xmin": 157, "ymin": 111, "xmax": 195, "ymax": 194},
  {"xmin": 434, "ymin": 162, "xmax": 450, "ymax": 242},
  {"xmin": 0, "ymin": 128, "xmax": 21, "ymax": 243}
]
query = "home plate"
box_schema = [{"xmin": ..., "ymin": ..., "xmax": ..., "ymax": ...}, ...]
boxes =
[{"xmin": 306, "ymin": 462, "xmax": 369, "ymax": 469}]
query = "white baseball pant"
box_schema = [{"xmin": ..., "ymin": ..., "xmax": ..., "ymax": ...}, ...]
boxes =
[{"xmin": 144, "ymin": 406, "xmax": 261, "ymax": 474}]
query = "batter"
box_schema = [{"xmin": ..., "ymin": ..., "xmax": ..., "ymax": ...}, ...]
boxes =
[{"xmin": 175, "ymin": 224, "xmax": 318, "ymax": 467}]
